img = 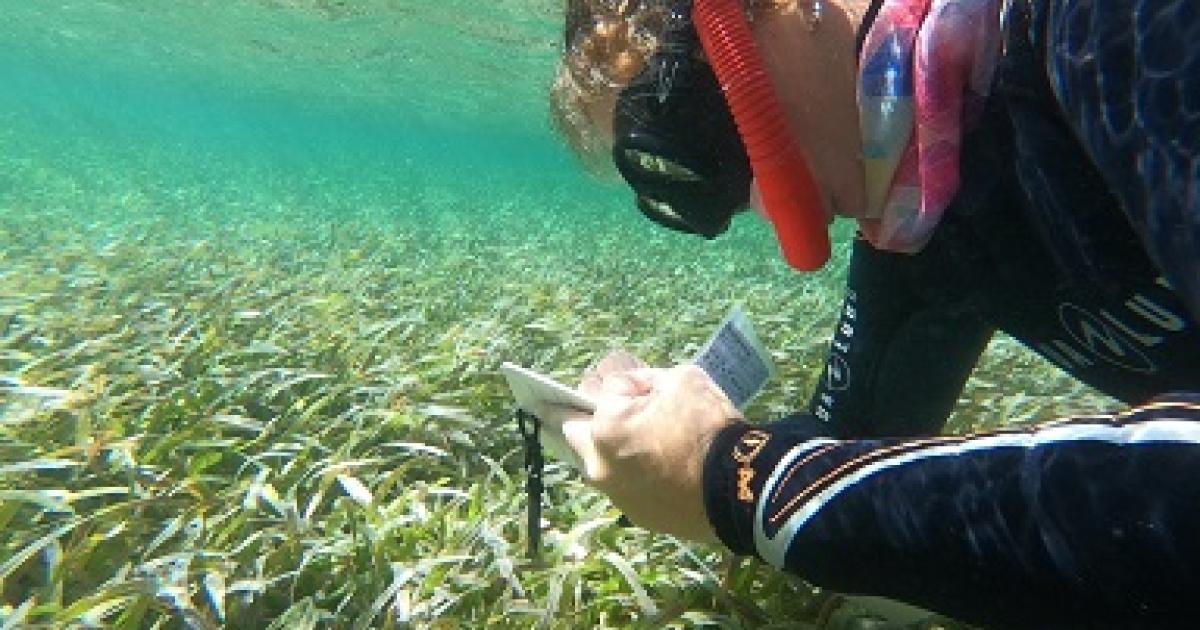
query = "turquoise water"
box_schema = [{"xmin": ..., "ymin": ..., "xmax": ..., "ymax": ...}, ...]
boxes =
[
  {"xmin": 0, "ymin": 2, "xmax": 1103, "ymax": 627},
  {"xmin": 0, "ymin": 0, "xmax": 606, "ymax": 210},
  {"xmin": 0, "ymin": 2, "xmax": 837, "ymax": 626}
]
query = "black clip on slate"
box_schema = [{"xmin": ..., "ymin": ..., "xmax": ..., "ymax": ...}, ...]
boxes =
[
  {"xmin": 516, "ymin": 408, "xmax": 543, "ymax": 560},
  {"xmin": 517, "ymin": 407, "xmax": 634, "ymax": 555}
]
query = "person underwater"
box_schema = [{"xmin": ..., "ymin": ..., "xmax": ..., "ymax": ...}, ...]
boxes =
[{"xmin": 545, "ymin": 0, "xmax": 1200, "ymax": 627}]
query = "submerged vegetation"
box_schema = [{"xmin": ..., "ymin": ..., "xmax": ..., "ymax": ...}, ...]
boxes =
[
  {"xmin": 0, "ymin": 1, "xmax": 1118, "ymax": 627},
  {"xmin": 0, "ymin": 152, "xmax": 1115, "ymax": 628}
]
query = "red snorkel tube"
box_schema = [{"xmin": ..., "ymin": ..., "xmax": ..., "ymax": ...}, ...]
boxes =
[{"xmin": 693, "ymin": 0, "xmax": 831, "ymax": 271}]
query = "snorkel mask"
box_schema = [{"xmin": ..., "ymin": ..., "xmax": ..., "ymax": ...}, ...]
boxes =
[
  {"xmin": 612, "ymin": 3, "xmax": 751, "ymax": 239},
  {"xmin": 611, "ymin": 0, "xmax": 831, "ymax": 270}
]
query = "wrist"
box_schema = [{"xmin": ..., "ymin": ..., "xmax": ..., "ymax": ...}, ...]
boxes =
[
  {"xmin": 702, "ymin": 421, "xmax": 759, "ymax": 555},
  {"xmin": 700, "ymin": 414, "xmax": 832, "ymax": 556}
]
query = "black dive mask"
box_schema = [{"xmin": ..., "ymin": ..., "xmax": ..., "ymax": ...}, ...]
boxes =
[{"xmin": 611, "ymin": 2, "xmax": 751, "ymax": 239}]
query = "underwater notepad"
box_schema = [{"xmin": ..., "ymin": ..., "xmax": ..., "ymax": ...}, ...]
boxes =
[
  {"xmin": 501, "ymin": 305, "xmax": 775, "ymax": 466},
  {"xmin": 499, "ymin": 362, "xmax": 594, "ymax": 468},
  {"xmin": 692, "ymin": 305, "xmax": 776, "ymax": 410}
]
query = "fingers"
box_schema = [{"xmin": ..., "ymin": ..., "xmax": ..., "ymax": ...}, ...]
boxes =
[
  {"xmin": 561, "ymin": 418, "xmax": 605, "ymax": 482},
  {"xmin": 592, "ymin": 349, "xmax": 647, "ymax": 374},
  {"xmin": 571, "ymin": 364, "xmax": 736, "ymax": 544},
  {"xmin": 581, "ymin": 368, "xmax": 657, "ymax": 398},
  {"xmin": 586, "ymin": 386, "xmax": 653, "ymax": 455},
  {"xmin": 581, "ymin": 349, "xmax": 647, "ymax": 394},
  {"xmin": 604, "ymin": 372, "xmax": 657, "ymax": 396},
  {"xmin": 566, "ymin": 392, "xmax": 649, "ymax": 484}
]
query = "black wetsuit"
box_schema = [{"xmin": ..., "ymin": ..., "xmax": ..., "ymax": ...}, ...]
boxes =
[
  {"xmin": 701, "ymin": 2, "xmax": 1200, "ymax": 627},
  {"xmin": 810, "ymin": 0, "xmax": 1200, "ymax": 439}
]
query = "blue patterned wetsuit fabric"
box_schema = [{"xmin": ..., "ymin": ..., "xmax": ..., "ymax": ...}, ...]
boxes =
[
  {"xmin": 1047, "ymin": 1, "xmax": 1200, "ymax": 321},
  {"xmin": 702, "ymin": 1, "xmax": 1200, "ymax": 627}
]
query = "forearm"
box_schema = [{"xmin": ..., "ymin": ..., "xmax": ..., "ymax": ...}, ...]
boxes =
[
  {"xmin": 704, "ymin": 395, "xmax": 1200, "ymax": 628},
  {"xmin": 812, "ymin": 239, "xmax": 991, "ymax": 438}
]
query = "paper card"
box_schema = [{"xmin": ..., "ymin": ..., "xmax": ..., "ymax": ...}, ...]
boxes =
[{"xmin": 693, "ymin": 304, "xmax": 775, "ymax": 410}]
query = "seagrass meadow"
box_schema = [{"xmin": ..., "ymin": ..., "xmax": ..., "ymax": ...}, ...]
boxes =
[{"xmin": 1, "ymin": 1, "xmax": 1117, "ymax": 628}]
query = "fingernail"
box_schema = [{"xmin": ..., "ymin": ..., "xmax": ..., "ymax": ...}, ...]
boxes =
[{"xmin": 601, "ymin": 374, "xmax": 637, "ymax": 396}]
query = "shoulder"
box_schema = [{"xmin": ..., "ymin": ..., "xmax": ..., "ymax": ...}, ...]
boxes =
[{"xmin": 1006, "ymin": 0, "xmax": 1200, "ymax": 321}]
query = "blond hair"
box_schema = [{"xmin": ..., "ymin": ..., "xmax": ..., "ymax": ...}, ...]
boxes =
[
  {"xmin": 550, "ymin": 0, "xmax": 670, "ymax": 175},
  {"xmin": 549, "ymin": 0, "xmax": 798, "ymax": 175}
]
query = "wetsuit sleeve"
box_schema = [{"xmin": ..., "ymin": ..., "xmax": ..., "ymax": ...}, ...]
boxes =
[
  {"xmin": 1043, "ymin": 0, "xmax": 1200, "ymax": 321},
  {"xmin": 703, "ymin": 394, "xmax": 1200, "ymax": 629},
  {"xmin": 808, "ymin": 238, "xmax": 993, "ymax": 438}
]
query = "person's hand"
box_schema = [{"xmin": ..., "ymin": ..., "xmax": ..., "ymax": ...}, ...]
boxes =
[
  {"xmin": 563, "ymin": 364, "xmax": 743, "ymax": 544},
  {"xmin": 579, "ymin": 349, "xmax": 647, "ymax": 394},
  {"xmin": 519, "ymin": 349, "xmax": 648, "ymax": 434},
  {"xmin": 518, "ymin": 349, "xmax": 650, "ymax": 468}
]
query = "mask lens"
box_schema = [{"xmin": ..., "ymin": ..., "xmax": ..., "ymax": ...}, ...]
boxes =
[
  {"xmin": 640, "ymin": 196, "xmax": 683, "ymax": 221},
  {"xmin": 610, "ymin": 2, "xmax": 751, "ymax": 240},
  {"xmin": 635, "ymin": 194, "xmax": 731, "ymax": 237},
  {"xmin": 622, "ymin": 148, "xmax": 702, "ymax": 182}
]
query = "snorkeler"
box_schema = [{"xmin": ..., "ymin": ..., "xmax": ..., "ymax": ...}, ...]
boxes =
[{"xmin": 547, "ymin": 0, "xmax": 1200, "ymax": 627}]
